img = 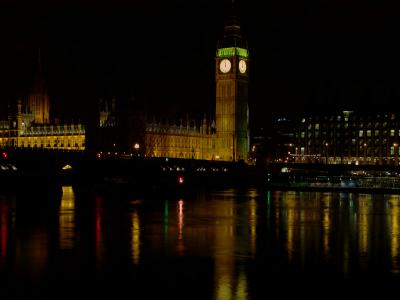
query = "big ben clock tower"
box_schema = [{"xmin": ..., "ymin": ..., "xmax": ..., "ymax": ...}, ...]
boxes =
[{"xmin": 215, "ymin": 10, "xmax": 249, "ymax": 161}]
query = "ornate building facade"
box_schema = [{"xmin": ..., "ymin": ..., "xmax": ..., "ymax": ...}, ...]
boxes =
[
  {"xmin": 144, "ymin": 11, "xmax": 250, "ymax": 161},
  {"xmin": 0, "ymin": 55, "xmax": 85, "ymax": 151},
  {"xmin": 2, "ymin": 12, "xmax": 250, "ymax": 159},
  {"xmin": 145, "ymin": 116, "xmax": 217, "ymax": 160}
]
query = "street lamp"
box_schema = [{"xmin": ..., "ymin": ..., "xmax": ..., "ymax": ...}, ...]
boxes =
[
  {"xmin": 134, "ymin": 143, "xmax": 140, "ymax": 157},
  {"xmin": 324, "ymin": 142, "xmax": 329, "ymax": 164},
  {"xmin": 288, "ymin": 143, "xmax": 294, "ymax": 163},
  {"xmin": 394, "ymin": 143, "xmax": 398, "ymax": 165},
  {"xmin": 363, "ymin": 143, "xmax": 367, "ymax": 164}
]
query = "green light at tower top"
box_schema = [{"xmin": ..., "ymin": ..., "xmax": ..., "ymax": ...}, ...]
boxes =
[{"xmin": 216, "ymin": 47, "xmax": 249, "ymax": 58}]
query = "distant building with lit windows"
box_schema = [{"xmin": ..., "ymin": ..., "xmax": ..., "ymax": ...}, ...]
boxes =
[{"xmin": 293, "ymin": 111, "xmax": 400, "ymax": 165}]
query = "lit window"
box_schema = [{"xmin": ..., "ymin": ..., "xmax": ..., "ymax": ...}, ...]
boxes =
[
  {"xmin": 359, "ymin": 130, "xmax": 363, "ymax": 137},
  {"xmin": 315, "ymin": 124, "xmax": 319, "ymax": 130},
  {"xmin": 375, "ymin": 130, "xmax": 380, "ymax": 136},
  {"xmin": 391, "ymin": 129, "xmax": 395, "ymax": 137},
  {"xmin": 367, "ymin": 130, "xmax": 371, "ymax": 137}
]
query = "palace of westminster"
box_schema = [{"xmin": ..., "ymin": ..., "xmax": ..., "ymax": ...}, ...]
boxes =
[
  {"xmin": 2, "ymin": 9, "xmax": 400, "ymax": 166},
  {"xmin": 0, "ymin": 10, "xmax": 250, "ymax": 162}
]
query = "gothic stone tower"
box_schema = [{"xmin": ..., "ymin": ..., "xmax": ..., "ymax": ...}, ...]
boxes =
[
  {"xmin": 28, "ymin": 52, "xmax": 50, "ymax": 124},
  {"xmin": 215, "ymin": 11, "xmax": 249, "ymax": 161}
]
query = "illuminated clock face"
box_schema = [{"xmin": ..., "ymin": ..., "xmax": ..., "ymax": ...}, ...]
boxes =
[
  {"xmin": 239, "ymin": 60, "xmax": 247, "ymax": 73},
  {"xmin": 219, "ymin": 59, "xmax": 231, "ymax": 73}
]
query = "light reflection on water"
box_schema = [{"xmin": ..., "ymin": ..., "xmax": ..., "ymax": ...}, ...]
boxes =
[
  {"xmin": 95, "ymin": 196, "xmax": 105, "ymax": 270},
  {"xmin": 0, "ymin": 202, "xmax": 8, "ymax": 265},
  {"xmin": 15, "ymin": 226, "xmax": 48, "ymax": 283},
  {"xmin": 1, "ymin": 187, "xmax": 400, "ymax": 297},
  {"xmin": 131, "ymin": 209, "xmax": 140, "ymax": 265},
  {"xmin": 388, "ymin": 195, "xmax": 400, "ymax": 273},
  {"xmin": 59, "ymin": 186, "xmax": 75, "ymax": 250}
]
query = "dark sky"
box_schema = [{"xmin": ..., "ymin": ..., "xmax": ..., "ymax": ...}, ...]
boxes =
[{"xmin": 0, "ymin": 0, "xmax": 399, "ymax": 128}]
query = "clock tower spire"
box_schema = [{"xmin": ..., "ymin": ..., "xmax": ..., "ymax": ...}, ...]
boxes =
[{"xmin": 215, "ymin": 7, "xmax": 249, "ymax": 161}]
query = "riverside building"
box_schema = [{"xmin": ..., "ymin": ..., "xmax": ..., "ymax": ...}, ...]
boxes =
[{"xmin": 293, "ymin": 111, "xmax": 400, "ymax": 165}]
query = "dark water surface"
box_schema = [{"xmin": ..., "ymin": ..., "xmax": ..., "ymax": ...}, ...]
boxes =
[{"xmin": 1, "ymin": 187, "xmax": 400, "ymax": 299}]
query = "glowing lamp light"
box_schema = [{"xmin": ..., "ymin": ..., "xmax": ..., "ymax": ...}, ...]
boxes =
[
  {"xmin": 281, "ymin": 167, "xmax": 289, "ymax": 173},
  {"xmin": 1, "ymin": 152, "xmax": 8, "ymax": 159},
  {"xmin": 178, "ymin": 176, "xmax": 184, "ymax": 185},
  {"xmin": 134, "ymin": 143, "xmax": 140, "ymax": 150}
]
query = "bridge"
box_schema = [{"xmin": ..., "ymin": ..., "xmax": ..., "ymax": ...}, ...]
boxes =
[
  {"xmin": 3, "ymin": 148, "xmax": 400, "ymax": 194},
  {"xmin": 0, "ymin": 147, "xmax": 86, "ymax": 175},
  {"xmin": 0, "ymin": 148, "xmax": 264, "ymax": 190}
]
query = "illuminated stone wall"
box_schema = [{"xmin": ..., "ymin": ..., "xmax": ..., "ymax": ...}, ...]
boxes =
[
  {"xmin": 144, "ymin": 123, "xmax": 216, "ymax": 160},
  {"xmin": 215, "ymin": 55, "xmax": 249, "ymax": 162},
  {"xmin": 0, "ymin": 124, "xmax": 85, "ymax": 151}
]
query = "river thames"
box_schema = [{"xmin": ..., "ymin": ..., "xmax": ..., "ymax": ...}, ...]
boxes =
[{"xmin": 1, "ymin": 186, "xmax": 400, "ymax": 299}]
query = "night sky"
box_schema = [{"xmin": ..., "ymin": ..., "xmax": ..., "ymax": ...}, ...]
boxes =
[{"xmin": 0, "ymin": 0, "xmax": 399, "ymax": 129}]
